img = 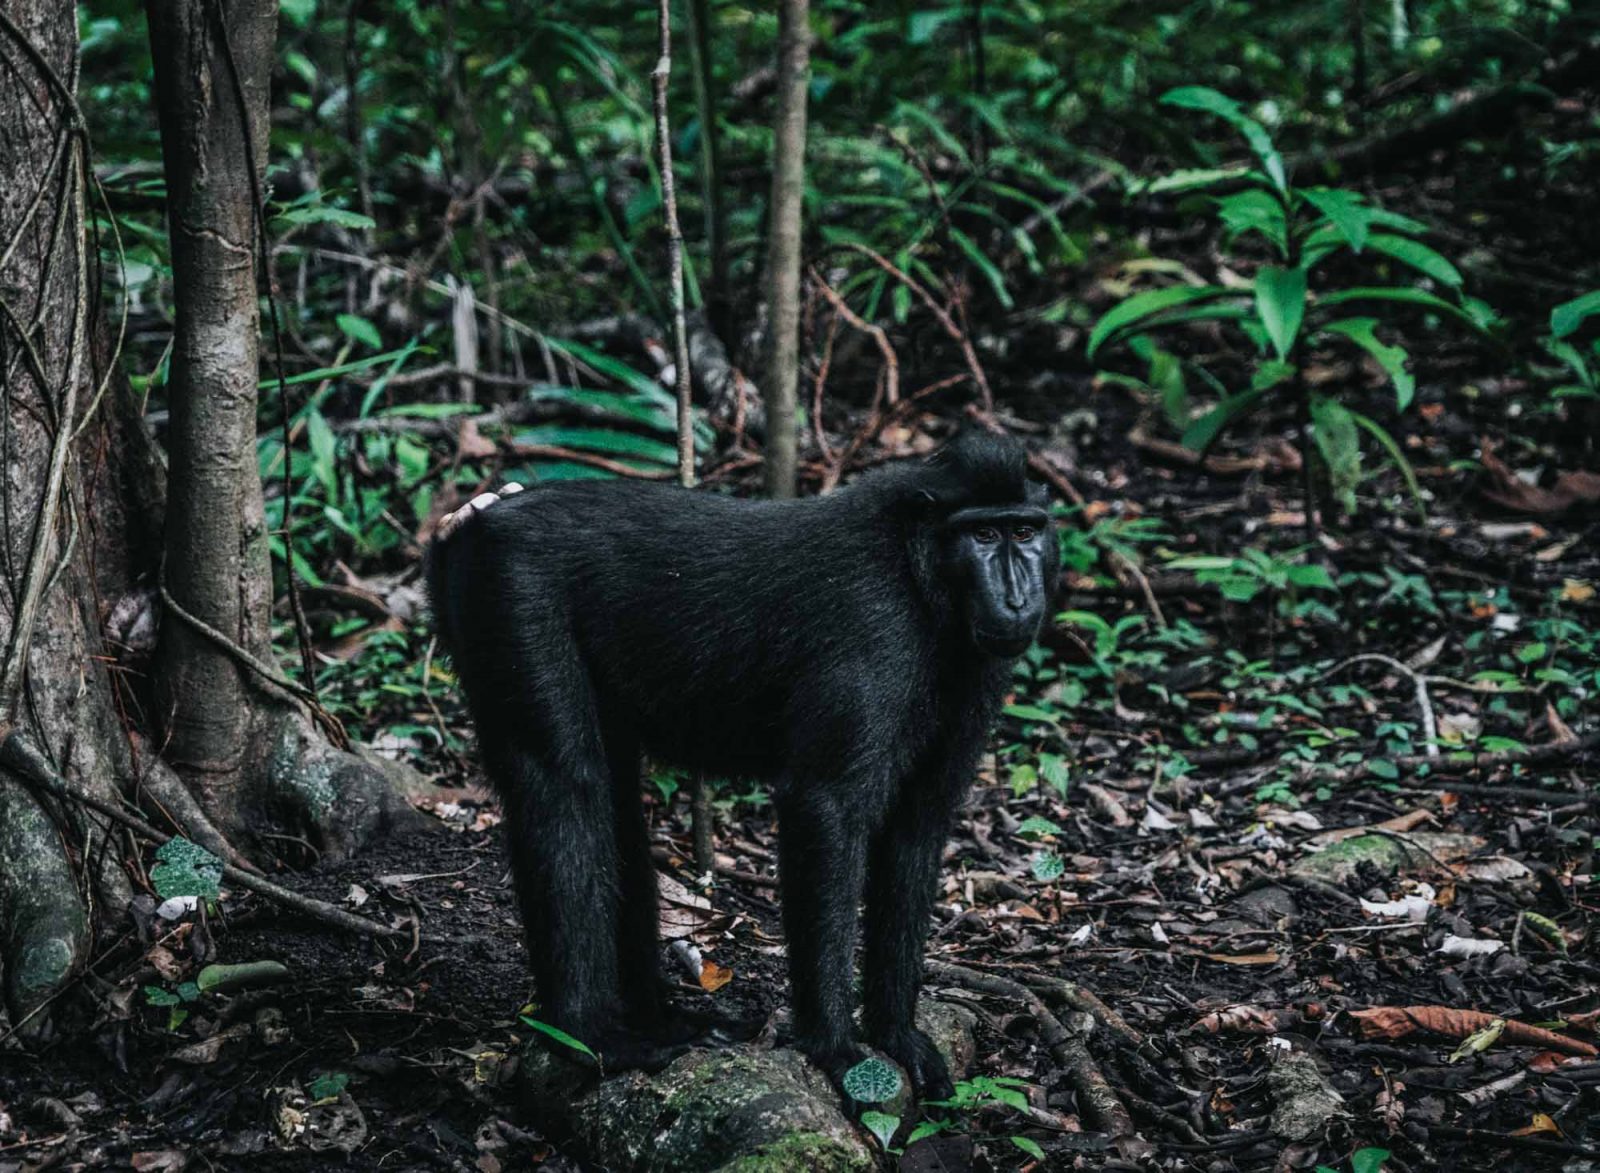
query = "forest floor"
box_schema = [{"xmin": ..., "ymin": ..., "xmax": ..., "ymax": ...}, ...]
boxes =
[{"xmin": 2, "ymin": 136, "xmax": 1599, "ymax": 1172}]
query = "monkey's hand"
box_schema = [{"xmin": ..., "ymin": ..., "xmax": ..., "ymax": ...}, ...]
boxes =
[{"xmin": 872, "ymin": 1026, "xmax": 956, "ymax": 1104}]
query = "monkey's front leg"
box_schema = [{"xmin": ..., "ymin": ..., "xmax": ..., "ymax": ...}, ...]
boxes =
[{"xmin": 776, "ymin": 787, "xmax": 871, "ymax": 1090}]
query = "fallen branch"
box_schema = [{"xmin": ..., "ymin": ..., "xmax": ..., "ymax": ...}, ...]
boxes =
[
  {"xmin": 0, "ymin": 723, "xmax": 403, "ymax": 941},
  {"xmin": 1335, "ymin": 731, "xmax": 1598, "ymax": 789},
  {"xmin": 929, "ymin": 960, "xmax": 1136, "ymax": 1138},
  {"xmin": 1328, "ymin": 653, "xmax": 1439, "ymax": 758}
]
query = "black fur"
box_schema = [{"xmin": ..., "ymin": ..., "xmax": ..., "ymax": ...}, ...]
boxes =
[{"xmin": 427, "ymin": 430, "xmax": 1058, "ymax": 1097}]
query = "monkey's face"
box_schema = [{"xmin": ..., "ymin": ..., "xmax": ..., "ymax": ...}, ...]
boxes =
[{"xmin": 942, "ymin": 504, "xmax": 1057, "ymax": 658}]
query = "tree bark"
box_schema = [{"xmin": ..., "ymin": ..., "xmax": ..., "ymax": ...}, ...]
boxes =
[
  {"xmin": 762, "ymin": 0, "xmax": 810, "ymax": 499},
  {"xmin": 0, "ymin": 0, "xmax": 137, "ymax": 1032},
  {"xmin": 147, "ymin": 0, "xmax": 278, "ymax": 794},
  {"xmin": 144, "ymin": 0, "xmax": 419, "ymax": 853}
]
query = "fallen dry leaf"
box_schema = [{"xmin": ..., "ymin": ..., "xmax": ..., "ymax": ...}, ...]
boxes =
[
  {"xmin": 1479, "ymin": 444, "xmax": 1600, "ymax": 515},
  {"xmin": 1350, "ymin": 1006, "xmax": 1597, "ymax": 1056},
  {"xmin": 1510, "ymin": 1112, "xmax": 1564, "ymax": 1138},
  {"xmin": 1192, "ymin": 1004, "xmax": 1287, "ymax": 1034},
  {"xmin": 698, "ymin": 960, "xmax": 733, "ymax": 992}
]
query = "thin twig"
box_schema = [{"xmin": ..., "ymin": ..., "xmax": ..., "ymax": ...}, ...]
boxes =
[
  {"xmin": 651, "ymin": 0, "xmax": 695, "ymax": 488},
  {"xmin": 844, "ymin": 242, "xmax": 993, "ymax": 410},
  {"xmin": 1327, "ymin": 653, "xmax": 1439, "ymax": 757}
]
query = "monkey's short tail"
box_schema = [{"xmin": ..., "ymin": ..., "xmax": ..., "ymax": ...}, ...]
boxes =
[{"xmin": 424, "ymin": 482, "xmax": 525, "ymax": 655}]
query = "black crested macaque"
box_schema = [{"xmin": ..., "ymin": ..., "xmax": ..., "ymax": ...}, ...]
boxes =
[{"xmin": 427, "ymin": 430, "xmax": 1058, "ymax": 1101}]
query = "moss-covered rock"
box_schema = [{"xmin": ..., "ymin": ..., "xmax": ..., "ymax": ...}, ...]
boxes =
[{"xmin": 518, "ymin": 1001, "xmax": 976, "ymax": 1171}]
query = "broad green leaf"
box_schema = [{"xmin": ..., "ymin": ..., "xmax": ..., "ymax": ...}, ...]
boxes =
[
  {"xmin": 1285, "ymin": 564, "xmax": 1337, "ymax": 591},
  {"xmin": 1004, "ymin": 703, "xmax": 1061, "ymax": 725},
  {"xmin": 1180, "ymin": 388, "xmax": 1266, "ymax": 453},
  {"xmin": 305, "ymin": 407, "xmax": 338, "ymax": 498},
  {"xmin": 1250, "ymin": 359, "xmax": 1297, "ymax": 392},
  {"xmin": 948, "ymin": 227, "xmax": 1014, "ymax": 309},
  {"xmin": 1309, "ymin": 395, "xmax": 1361, "ymax": 514},
  {"xmin": 1038, "ymin": 752, "xmax": 1070, "ymax": 796},
  {"xmin": 1300, "ymin": 187, "xmax": 1373, "ymax": 251},
  {"xmin": 520, "ymin": 1016, "xmax": 596, "ymax": 1060},
  {"xmin": 1087, "ymin": 285, "xmax": 1234, "ymax": 359},
  {"xmin": 335, "ymin": 313, "xmax": 381, "ymax": 350},
  {"xmin": 860, "ymin": 1110, "xmax": 900, "ymax": 1150},
  {"xmin": 1012, "ymin": 1137, "xmax": 1047, "ymax": 1160},
  {"xmin": 1365, "ymin": 234, "xmax": 1462, "ymax": 288},
  {"xmin": 1017, "ymin": 816, "xmax": 1064, "ymax": 838},
  {"xmin": 1351, "ymin": 1147, "xmax": 1392, "ymax": 1173},
  {"xmin": 151, "ymin": 838, "xmax": 223, "ymax": 901},
  {"xmin": 1316, "ymin": 287, "xmax": 1484, "ymax": 331},
  {"xmin": 308, "ymin": 1072, "xmax": 350, "ymax": 1103},
  {"xmin": 1254, "ymin": 266, "xmax": 1306, "ymax": 361},
  {"xmin": 1031, "ymin": 851, "xmax": 1066, "ymax": 882},
  {"xmin": 1552, "ymin": 289, "xmax": 1600, "ymax": 339},
  {"xmin": 1216, "ymin": 189, "xmax": 1288, "ymax": 257},
  {"xmin": 196, "ymin": 960, "xmax": 291, "ymax": 993},
  {"xmin": 843, "ymin": 1058, "xmax": 903, "ymax": 1104},
  {"xmin": 1320, "ymin": 318, "xmax": 1415, "ymax": 409}
]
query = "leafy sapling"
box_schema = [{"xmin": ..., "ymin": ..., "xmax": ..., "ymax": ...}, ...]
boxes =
[{"xmin": 1092, "ymin": 85, "xmax": 1492, "ymax": 525}]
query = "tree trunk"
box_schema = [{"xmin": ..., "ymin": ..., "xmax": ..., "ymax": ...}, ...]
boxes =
[
  {"xmin": 762, "ymin": 0, "xmax": 810, "ymax": 499},
  {"xmin": 0, "ymin": 0, "xmax": 415, "ymax": 1038},
  {"xmin": 0, "ymin": 0, "xmax": 141, "ymax": 1033},
  {"xmin": 145, "ymin": 0, "xmax": 418, "ymax": 856}
]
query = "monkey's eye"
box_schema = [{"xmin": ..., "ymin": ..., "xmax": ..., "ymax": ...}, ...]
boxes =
[
  {"xmin": 974, "ymin": 526, "xmax": 1002, "ymax": 545},
  {"xmin": 1011, "ymin": 526, "xmax": 1037, "ymax": 542}
]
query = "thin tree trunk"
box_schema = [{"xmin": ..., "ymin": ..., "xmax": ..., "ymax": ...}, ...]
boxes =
[
  {"xmin": 762, "ymin": 0, "xmax": 810, "ymax": 499},
  {"xmin": 147, "ymin": 0, "xmax": 278, "ymax": 799},
  {"xmin": 146, "ymin": 0, "xmax": 418, "ymax": 853}
]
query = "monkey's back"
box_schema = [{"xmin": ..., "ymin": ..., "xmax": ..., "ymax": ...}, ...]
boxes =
[{"xmin": 429, "ymin": 477, "xmax": 945, "ymax": 783}]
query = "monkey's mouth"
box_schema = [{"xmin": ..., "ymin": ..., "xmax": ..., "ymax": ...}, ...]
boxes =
[{"xmin": 973, "ymin": 629, "xmax": 1034, "ymax": 658}]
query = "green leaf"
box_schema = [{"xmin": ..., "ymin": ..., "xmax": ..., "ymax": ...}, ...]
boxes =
[
  {"xmin": 1254, "ymin": 266, "xmax": 1306, "ymax": 361},
  {"xmin": 948, "ymin": 227, "xmax": 1013, "ymax": 310},
  {"xmin": 1149, "ymin": 348, "xmax": 1188, "ymax": 431},
  {"xmin": 305, "ymin": 407, "xmax": 338, "ymax": 498},
  {"xmin": 1309, "ymin": 395, "xmax": 1361, "ymax": 514},
  {"xmin": 515, "ymin": 425, "xmax": 678, "ymax": 466},
  {"xmin": 145, "ymin": 985, "xmax": 181, "ymax": 1007},
  {"xmin": 1315, "ymin": 287, "xmax": 1484, "ymax": 332},
  {"xmin": 1368, "ymin": 759, "xmax": 1400, "ymax": 780},
  {"xmin": 1351, "ymin": 1148, "xmax": 1392, "ymax": 1173},
  {"xmin": 1087, "ymin": 286, "xmax": 1235, "ymax": 360},
  {"xmin": 309, "ymin": 1072, "xmax": 350, "ymax": 1103},
  {"xmin": 1038, "ymin": 752, "xmax": 1070, "ymax": 796},
  {"xmin": 1216, "ymin": 189, "xmax": 1288, "ymax": 256},
  {"xmin": 1017, "ymin": 816, "xmax": 1064, "ymax": 839},
  {"xmin": 151, "ymin": 837, "xmax": 223, "ymax": 901},
  {"xmin": 860, "ymin": 1110, "xmax": 900, "ymax": 1149},
  {"xmin": 1004, "ymin": 704, "xmax": 1060, "ymax": 725},
  {"xmin": 906, "ymin": 1120, "xmax": 949, "ymax": 1145},
  {"xmin": 1365, "ymin": 234, "xmax": 1462, "ymax": 288},
  {"xmin": 1552, "ymin": 289, "xmax": 1600, "ymax": 339},
  {"xmin": 335, "ymin": 313, "xmax": 382, "ymax": 350},
  {"xmin": 1251, "ymin": 359, "xmax": 1297, "ymax": 392},
  {"xmin": 1141, "ymin": 166, "xmax": 1251, "ymax": 195},
  {"xmin": 1349, "ymin": 409, "xmax": 1426, "ymax": 523},
  {"xmin": 1319, "ymin": 317, "xmax": 1415, "ymax": 409},
  {"xmin": 1285, "ymin": 564, "xmax": 1338, "ymax": 591},
  {"xmin": 521, "ymin": 1016, "xmax": 597, "ymax": 1060},
  {"xmin": 1161, "ymin": 86, "xmax": 1286, "ymax": 194},
  {"xmin": 1299, "ymin": 187, "xmax": 1373, "ymax": 252},
  {"xmin": 1031, "ymin": 851, "xmax": 1066, "ymax": 882},
  {"xmin": 1180, "ymin": 389, "xmax": 1266, "ymax": 453},
  {"xmin": 843, "ymin": 1057, "xmax": 903, "ymax": 1104},
  {"xmin": 1011, "ymin": 1136, "xmax": 1047, "ymax": 1160}
]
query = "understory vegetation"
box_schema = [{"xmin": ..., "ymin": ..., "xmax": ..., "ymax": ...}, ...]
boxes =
[{"xmin": 0, "ymin": 0, "xmax": 1594, "ymax": 1170}]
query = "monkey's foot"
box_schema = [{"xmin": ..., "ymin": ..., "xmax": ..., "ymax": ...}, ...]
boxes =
[
  {"xmin": 871, "ymin": 1025, "xmax": 957, "ymax": 1104},
  {"xmin": 651, "ymin": 1000, "xmax": 767, "ymax": 1047}
]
